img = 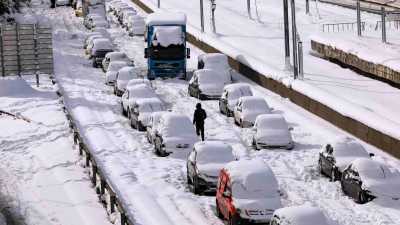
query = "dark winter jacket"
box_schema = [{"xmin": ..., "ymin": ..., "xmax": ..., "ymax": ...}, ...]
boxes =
[{"xmin": 193, "ymin": 108, "xmax": 207, "ymax": 126}]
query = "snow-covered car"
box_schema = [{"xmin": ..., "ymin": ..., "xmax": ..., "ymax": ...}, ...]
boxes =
[
  {"xmin": 233, "ymin": 96, "xmax": 272, "ymax": 127},
  {"xmin": 89, "ymin": 38, "xmax": 113, "ymax": 68},
  {"xmin": 56, "ymin": 0, "xmax": 68, "ymax": 6},
  {"xmin": 83, "ymin": 33, "xmax": 103, "ymax": 50},
  {"xmin": 146, "ymin": 111, "xmax": 167, "ymax": 144},
  {"xmin": 188, "ymin": 69, "xmax": 231, "ymax": 100},
  {"xmin": 105, "ymin": 61, "xmax": 129, "ymax": 85},
  {"xmin": 113, "ymin": 2, "xmax": 128, "ymax": 16},
  {"xmin": 102, "ymin": 51, "xmax": 133, "ymax": 72},
  {"xmin": 270, "ymin": 205, "xmax": 330, "ymax": 225},
  {"xmin": 154, "ymin": 113, "xmax": 199, "ymax": 157},
  {"xmin": 122, "ymin": 11, "xmax": 137, "ymax": 28},
  {"xmin": 187, "ymin": 141, "xmax": 236, "ymax": 194},
  {"xmin": 341, "ymin": 158, "xmax": 400, "ymax": 203},
  {"xmin": 114, "ymin": 67, "xmax": 143, "ymax": 96},
  {"xmin": 319, "ymin": 137, "xmax": 372, "ymax": 181},
  {"xmin": 121, "ymin": 83, "xmax": 157, "ymax": 116},
  {"xmin": 127, "ymin": 15, "xmax": 145, "ymax": 36},
  {"xmin": 84, "ymin": 14, "xmax": 103, "ymax": 29},
  {"xmin": 125, "ymin": 78, "xmax": 152, "ymax": 90},
  {"xmin": 219, "ymin": 83, "xmax": 253, "ymax": 117},
  {"xmin": 91, "ymin": 18, "xmax": 109, "ymax": 29},
  {"xmin": 129, "ymin": 97, "xmax": 165, "ymax": 131},
  {"xmin": 117, "ymin": 7, "xmax": 135, "ymax": 23},
  {"xmin": 252, "ymin": 114, "xmax": 294, "ymax": 150},
  {"xmin": 216, "ymin": 159, "xmax": 282, "ymax": 224},
  {"xmin": 197, "ymin": 53, "xmax": 233, "ymax": 82}
]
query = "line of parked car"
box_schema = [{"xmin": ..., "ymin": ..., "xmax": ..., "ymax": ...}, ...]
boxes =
[{"xmin": 81, "ymin": 2, "xmax": 400, "ymax": 225}]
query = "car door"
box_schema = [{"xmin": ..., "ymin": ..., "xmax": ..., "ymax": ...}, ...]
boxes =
[{"xmin": 347, "ymin": 170, "xmax": 363, "ymax": 199}]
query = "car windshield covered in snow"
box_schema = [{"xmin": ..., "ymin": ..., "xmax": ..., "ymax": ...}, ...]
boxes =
[
  {"xmin": 117, "ymin": 67, "xmax": 138, "ymax": 80},
  {"xmin": 159, "ymin": 114, "xmax": 195, "ymax": 138},
  {"xmin": 241, "ymin": 97, "xmax": 270, "ymax": 113},
  {"xmin": 108, "ymin": 61, "xmax": 128, "ymax": 72},
  {"xmin": 330, "ymin": 138, "xmax": 369, "ymax": 158},
  {"xmin": 196, "ymin": 142, "xmax": 235, "ymax": 164},
  {"xmin": 225, "ymin": 84, "xmax": 252, "ymax": 100},
  {"xmin": 256, "ymin": 114, "xmax": 288, "ymax": 130},
  {"xmin": 93, "ymin": 39, "xmax": 113, "ymax": 50},
  {"xmin": 199, "ymin": 53, "xmax": 230, "ymax": 71},
  {"xmin": 138, "ymin": 99, "xmax": 164, "ymax": 113},
  {"xmin": 354, "ymin": 159, "xmax": 395, "ymax": 180},
  {"xmin": 127, "ymin": 84, "xmax": 156, "ymax": 99},
  {"xmin": 150, "ymin": 26, "xmax": 185, "ymax": 60},
  {"xmin": 107, "ymin": 52, "xmax": 128, "ymax": 61},
  {"xmin": 126, "ymin": 79, "xmax": 151, "ymax": 89}
]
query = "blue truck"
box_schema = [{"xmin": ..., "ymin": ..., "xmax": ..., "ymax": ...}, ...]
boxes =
[{"xmin": 144, "ymin": 12, "xmax": 190, "ymax": 79}]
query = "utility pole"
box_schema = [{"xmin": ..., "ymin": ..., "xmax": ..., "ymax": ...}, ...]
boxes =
[
  {"xmin": 290, "ymin": 0, "xmax": 298, "ymax": 79},
  {"xmin": 381, "ymin": 7, "xmax": 387, "ymax": 43},
  {"xmin": 211, "ymin": 0, "xmax": 216, "ymax": 33},
  {"xmin": 157, "ymin": 0, "xmax": 160, "ymax": 8},
  {"xmin": 200, "ymin": 0, "xmax": 204, "ymax": 32},
  {"xmin": 283, "ymin": 0, "xmax": 290, "ymax": 68},
  {"xmin": 305, "ymin": 0, "xmax": 309, "ymax": 14},
  {"xmin": 356, "ymin": 0, "xmax": 361, "ymax": 36}
]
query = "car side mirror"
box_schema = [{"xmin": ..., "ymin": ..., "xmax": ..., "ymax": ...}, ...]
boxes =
[
  {"xmin": 187, "ymin": 48, "xmax": 190, "ymax": 58},
  {"xmin": 288, "ymin": 127, "xmax": 293, "ymax": 131},
  {"xmin": 223, "ymin": 190, "xmax": 231, "ymax": 198},
  {"xmin": 144, "ymin": 48, "xmax": 149, "ymax": 58},
  {"xmin": 369, "ymin": 153, "xmax": 375, "ymax": 157}
]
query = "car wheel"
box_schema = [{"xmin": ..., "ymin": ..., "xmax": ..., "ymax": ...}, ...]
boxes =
[
  {"xmin": 229, "ymin": 214, "xmax": 240, "ymax": 225},
  {"xmin": 193, "ymin": 176, "xmax": 201, "ymax": 195},
  {"xmin": 330, "ymin": 167, "xmax": 338, "ymax": 182},
  {"xmin": 358, "ymin": 191, "xmax": 368, "ymax": 204},
  {"xmin": 215, "ymin": 200, "xmax": 223, "ymax": 219}
]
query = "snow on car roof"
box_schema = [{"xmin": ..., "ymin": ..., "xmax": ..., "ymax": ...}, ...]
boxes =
[
  {"xmin": 255, "ymin": 114, "xmax": 288, "ymax": 129},
  {"xmin": 106, "ymin": 51, "xmax": 127, "ymax": 59},
  {"xmin": 146, "ymin": 12, "xmax": 186, "ymax": 26},
  {"xmin": 199, "ymin": 53, "xmax": 230, "ymax": 69},
  {"xmin": 351, "ymin": 158, "xmax": 394, "ymax": 180},
  {"xmin": 159, "ymin": 113, "xmax": 196, "ymax": 137},
  {"xmin": 152, "ymin": 26, "xmax": 183, "ymax": 47},
  {"xmin": 274, "ymin": 205, "xmax": 329, "ymax": 225},
  {"xmin": 126, "ymin": 78, "xmax": 151, "ymax": 89},
  {"xmin": 329, "ymin": 137, "xmax": 369, "ymax": 158},
  {"xmin": 224, "ymin": 83, "xmax": 252, "ymax": 92},
  {"xmin": 224, "ymin": 159, "xmax": 278, "ymax": 191},
  {"xmin": 239, "ymin": 96, "xmax": 270, "ymax": 110},
  {"xmin": 135, "ymin": 97, "xmax": 164, "ymax": 111},
  {"xmin": 108, "ymin": 61, "xmax": 128, "ymax": 71},
  {"xmin": 93, "ymin": 38, "xmax": 113, "ymax": 49},
  {"xmin": 194, "ymin": 69, "xmax": 223, "ymax": 83},
  {"xmin": 195, "ymin": 141, "xmax": 235, "ymax": 164}
]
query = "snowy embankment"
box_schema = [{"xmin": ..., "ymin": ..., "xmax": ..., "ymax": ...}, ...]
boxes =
[
  {"xmin": 51, "ymin": 3, "xmax": 400, "ymax": 225},
  {"xmin": 133, "ymin": 0, "xmax": 400, "ymax": 142},
  {"xmin": 0, "ymin": 75, "xmax": 111, "ymax": 225}
]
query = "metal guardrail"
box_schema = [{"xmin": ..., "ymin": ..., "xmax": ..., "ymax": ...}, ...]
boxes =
[
  {"xmin": 375, "ymin": 19, "xmax": 400, "ymax": 29},
  {"xmin": 0, "ymin": 23, "xmax": 53, "ymax": 83},
  {"xmin": 322, "ymin": 21, "xmax": 366, "ymax": 32}
]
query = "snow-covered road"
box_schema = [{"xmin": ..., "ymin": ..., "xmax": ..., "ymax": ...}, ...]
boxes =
[{"xmin": 45, "ymin": 2, "xmax": 400, "ymax": 225}]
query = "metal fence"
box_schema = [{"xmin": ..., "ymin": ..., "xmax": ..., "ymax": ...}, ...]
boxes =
[
  {"xmin": 322, "ymin": 21, "xmax": 366, "ymax": 32},
  {"xmin": 0, "ymin": 23, "xmax": 53, "ymax": 78}
]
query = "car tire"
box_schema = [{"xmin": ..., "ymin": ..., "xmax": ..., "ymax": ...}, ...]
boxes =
[
  {"xmin": 358, "ymin": 191, "xmax": 368, "ymax": 204},
  {"xmin": 193, "ymin": 176, "xmax": 201, "ymax": 195},
  {"xmin": 229, "ymin": 214, "xmax": 240, "ymax": 225},
  {"xmin": 216, "ymin": 200, "xmax": 223, "ymax": 219}
]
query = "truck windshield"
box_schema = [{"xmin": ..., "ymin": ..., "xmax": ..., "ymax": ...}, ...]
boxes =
[
  {"xmin": 150, "ymin": 44, "xmax": 185, "ymax": 60},
  {"xmin": 149, "ymin": 26, "xmax": 185, "ymax": 60}
]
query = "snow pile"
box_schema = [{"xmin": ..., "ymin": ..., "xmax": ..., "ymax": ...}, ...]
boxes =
[
  {"xmin": 0, "ymin": 78, "xmax": 45, "ymax": 98},
  {"xmin": 152, "ymin": 26, "xmax": 183, "ymax": 47}
]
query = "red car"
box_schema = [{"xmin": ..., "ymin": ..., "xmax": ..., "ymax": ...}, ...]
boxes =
[{"xmin": 215, "ymin": 159, "xmax": 282, "ymax": 225}]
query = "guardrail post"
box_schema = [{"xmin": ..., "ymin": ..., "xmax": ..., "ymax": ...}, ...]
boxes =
[
  {"xmin": 381, "ymin": 7, "xmax": 387, "ymax": 43},
  {"xmin": 357, "ymin": 0, "xmax": 362, "ymax": 36},
  {"xmin": 298, "ymin": 41, "xmax": 304, "ymax": 80},
  {"xmin": 200, "ymin": 0, "xmax": 204, "ymax": 32},
  {"xmin": 247, "ymin": 0, "xmax": 251, "ymax": 19},
  {"xmin": 0, "ymin": 27, "xmax": 4, "ymax": 77}
]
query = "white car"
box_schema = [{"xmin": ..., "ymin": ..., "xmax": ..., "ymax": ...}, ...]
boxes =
[
  {"xmin": 146, "ymin": 111, "xmax": 167, "ymax": 144},
  {"xmin": 121, "ymin": 83, "xmax": 157, "ymax": 116},
  {"xmin": 187, "ymin": 141, "xmax": 236, "ymax": 194},
  {"xmin": 91, "ymin": 18, "xmax": 109, "ymax": 29},
  {"xmin": 129, "ymin": 98, "xmax": 165, "ymax": 131},
  {"xmin": 114, "ymin": 67, "xmax": 143, "ymax": 96},
  {"xmin": 84, "ymin": 34, "xmax": 103, "ymax": 51},
  {"xmin": 105, "ymin": 61, "xmax": 129, "ymax": 85},
  {"xmin": 341, "ymin": 158, "xmax": 400, "ymax": 203},
  {"xmin": 84, "ymin": 14, "xmax": 103, "ymax": 29},
  {"xmin": 319, "ymin": 137, "xmax": 372, "ymax": 181},
  {"xmin": 252, "ymin": 114, "xmax": 294, "ymax": 150},
  {"xmin": 117, "ymin": 7, "xmax": 135, "ymax": 23},
  {"xmin": 125, "ymin": 78, "xmax": 152, "ymax": 90},
  {"xmin": 216, "ymin": 159, "xmax": 282, "ymax": 224},
  {"xmin": 89, "ymin": 38, "xmax": 113, "ymax": 68},
  {"xmin": 188, "ymin": 69, "xmax": 231, "ymax": 100},
  {"xmin": 233, "ymin": 96, "xmax": 272, "ymax": 127},
  {"xmin": 219, "ymin": 83, "xmax": 253, "ymax": 117},
  {"xmin": 197, "ymin": 53, "xmax": 232, "ymax": 82},
  {"xmin": 127, "ymin": 15, "xmax": 145, "ymax": 36},
  {"xmin": 154, "ymin": 113, "xmax": 199, "ymax": 157},
  {"xmin": 122, "ymin": 11, "xmax": 137, "ymax": 28},
  {"xmin": 270, "ymin": 205, "xmax": 330, "ymax": 225},
  {"xmin": 102, "ymin": 51, "xmax": 133, "ymax": 72}
]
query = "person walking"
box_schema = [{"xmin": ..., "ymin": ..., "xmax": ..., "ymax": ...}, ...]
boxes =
[{"xmin": 193, "ymin": 103, "xmax": 207, "ymax": 141}]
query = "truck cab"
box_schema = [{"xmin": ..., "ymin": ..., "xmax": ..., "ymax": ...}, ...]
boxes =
[{"xmin": 144, "ymin": 12, "xmax": 190, "ymax": 79}]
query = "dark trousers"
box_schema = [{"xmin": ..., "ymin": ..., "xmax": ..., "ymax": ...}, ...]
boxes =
[{"xmin": 196, "ymin": 124, "xmax": 205, "ymax": 141}]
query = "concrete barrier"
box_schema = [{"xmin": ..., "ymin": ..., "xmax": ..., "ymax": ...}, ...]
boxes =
[{"xmin": 131, "ymin": 0, "xmax": 400, "ymax": 159}]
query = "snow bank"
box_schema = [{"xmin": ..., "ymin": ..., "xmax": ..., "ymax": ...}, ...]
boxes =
[{"xmin": 0, "ymin": 78, "xmax": 46, "ymax": 98}]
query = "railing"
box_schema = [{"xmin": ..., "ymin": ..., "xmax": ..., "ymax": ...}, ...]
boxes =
[
  {"xmin": 375, "ymin": 19, "xmax": 400, "ymax": 29},
  {"xmin": 322, "ymin": 21, "xmax": 366, "ymax": 32}
]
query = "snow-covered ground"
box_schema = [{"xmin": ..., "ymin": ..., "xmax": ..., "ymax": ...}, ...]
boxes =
[
  {"xmin": 45, "ymin": 2, "xmax": 400, "ymax": 225},
  {"xmin": 135, "ymin": 0, "xmax": 400, "ymax": 142}
]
